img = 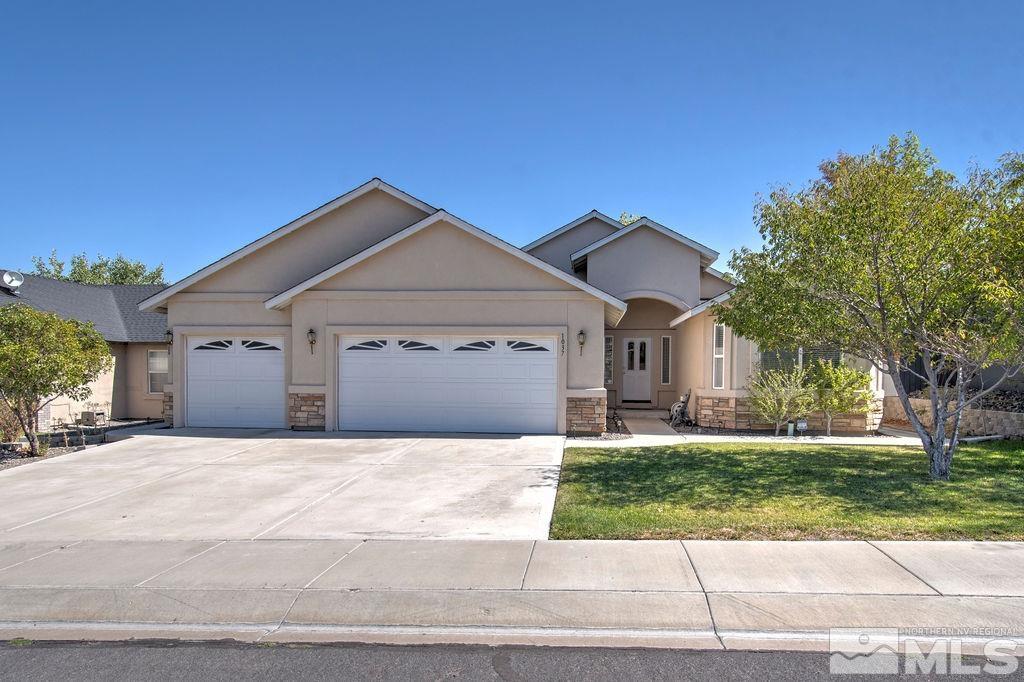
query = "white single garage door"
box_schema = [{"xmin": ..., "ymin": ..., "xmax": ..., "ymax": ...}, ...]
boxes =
[
  {"xmin": 339, "ymin": 336, "xmax": 558, "ymax": 433},
  {"xmin": 186, "ymin": 337, "xmax": 286, "ymax": 428}
]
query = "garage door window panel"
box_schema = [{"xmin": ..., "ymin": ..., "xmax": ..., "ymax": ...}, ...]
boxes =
[
  {"xmin": 345, "ymin": 339, "xmax": 389, "ymax": 351},
  {"xmin": 453, "ymin": 340, "xmax": 497, "ymax": 352}
]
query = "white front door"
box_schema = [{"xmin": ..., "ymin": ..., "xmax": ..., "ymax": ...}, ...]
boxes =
[
  {"xmin": 186, "ymin": 337, "xmax": 286, "ymax": 428},
  {"xmin": 622, "ymin": 337, "xmax": 651, "ymax": 402},
  {"xmin": 338, "ymin": 336, "xmax": 558, "ymax": 433}
]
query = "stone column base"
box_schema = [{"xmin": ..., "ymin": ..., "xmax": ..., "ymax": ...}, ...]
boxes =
[
  {"xmin": 289, "ymin": 393, "xmax": 326, "ymax": 430},
  {"xmin": 566, "ymin": 396, "xmax": 606, "ymax": 435},
  {"xmin": 162, "ymin": 393, "xmax": 173, "ymax": 427}
]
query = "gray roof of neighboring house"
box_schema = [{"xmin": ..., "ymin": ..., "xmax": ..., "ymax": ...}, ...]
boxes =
[{"xmin": 0, "ymin": 271, "xmax": 167, "ymax": 343}]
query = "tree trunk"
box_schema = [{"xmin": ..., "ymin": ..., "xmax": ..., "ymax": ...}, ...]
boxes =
[
  {"xmin": 825, "ymin": 413, "xmax": 833, "ymax": 437},
  {"xmin": 927, "ymin": 439, "xmax": 953, "ymax": 480},
  {"xmin": 885, "ymin": 355, "xmax": 958, "ymax": 481},
  {"xmin": 774, "ymin": 421, "xmax": 782, "ymax": 436},
  {"xmin": 8, "ymin": 399, "xmax": 39, "ymax": 457}
]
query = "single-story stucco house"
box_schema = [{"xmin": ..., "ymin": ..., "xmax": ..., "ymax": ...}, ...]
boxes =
[
  {"xmin": 0, "ymin": 272, "xmax": 169, "ymax": 428},
  {"xmin": 138, "ymin": 178, "xmax": 885, "ymax": 434}
]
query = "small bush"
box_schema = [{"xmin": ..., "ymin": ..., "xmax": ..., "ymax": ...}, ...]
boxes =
[
  {"xmin": 747, "ymin": 367, "xmax": 814, "ymax": 436},
  {"xmin": 809, "ymin": 359, "xmax": 872, "ymax": 436}
]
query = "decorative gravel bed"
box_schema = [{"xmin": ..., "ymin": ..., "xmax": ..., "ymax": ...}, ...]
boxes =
[{"xmin": 0, "ymin": 445, "xmax": 86, "ymax": 472}]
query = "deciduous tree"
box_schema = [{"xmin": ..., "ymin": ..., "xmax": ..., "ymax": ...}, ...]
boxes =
[
  {"xmin": 31, "ymin": 251, "xmax": 165, "ymax": 285},
  {"xmin": 715, "ymin": 134, "xmax": 1024, "ymax": 479},
  {"xmin": 0, "ymin": 304, "xmax": 111, "ymax": 455}
]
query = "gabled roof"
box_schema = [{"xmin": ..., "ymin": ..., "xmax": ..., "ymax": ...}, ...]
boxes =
[
  {"xmin": 139, "ymin": 178, "xmax": 436, "ymax": 312},
  {"xmin": 570, "ymin": 217, "xmax": 719, "ymax": 265},
  {"xmin": 521, "ymin": 210, "xmax": 622, "ymax": 252},
  {"xmin": 669, "ymin": 290, "xmax": 733, "ymax": 328},
  {"xmin": 0, "ymin": 272, "xmax": 167, "ymax": 342},
  {"xmin": 264, "ymin": 210, "xmax": 628, "ymax": 325}
]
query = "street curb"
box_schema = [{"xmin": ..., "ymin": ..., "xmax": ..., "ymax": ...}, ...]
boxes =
[{"xmin": 6, "ymin": 621, "xmax": 1022, "ymax": 654}]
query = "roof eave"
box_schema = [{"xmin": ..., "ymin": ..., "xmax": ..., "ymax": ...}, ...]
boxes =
[
  {"xmin": 668, "ymin": 290, "xmax": 733, "ymax": 328},
  {"xmin": 521, "ymin": 210, "xmax": 622, "ymax": 252}
]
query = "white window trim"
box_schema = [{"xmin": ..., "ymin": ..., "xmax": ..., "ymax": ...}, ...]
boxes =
[
  {"xmin": 604, "ymin": 335, "xmax": 614, "ymax": 385},
  {"xmin": 712, "ymin": 323, "xmax": 726, "ymax": 390},
  {"xmin": 660, "ymin": 336, "xmax": 671, "ymax": 385},
  {"xmin": 147, "ymin": 349, "xmax": 169, "ymax": 395}
]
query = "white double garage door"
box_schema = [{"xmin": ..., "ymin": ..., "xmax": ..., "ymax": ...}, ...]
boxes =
[{"xmin": 186, "ymin": 335, "xmax": 558, "ymax": 433}]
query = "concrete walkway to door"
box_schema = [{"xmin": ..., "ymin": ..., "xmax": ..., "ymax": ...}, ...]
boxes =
[{"xmin": 0, "ymin": 429, "xmax": 564, "ymax": 542}]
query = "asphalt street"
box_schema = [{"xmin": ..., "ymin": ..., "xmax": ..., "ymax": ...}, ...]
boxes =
[{"xmin": 2, "ymin": 641, "xmax": 1007, "ymax": 681}]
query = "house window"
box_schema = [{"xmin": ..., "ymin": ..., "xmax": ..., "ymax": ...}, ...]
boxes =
[
  {"xmin": 148, "ymin": 350, "xmax": 169, "ymax": 394},
  {"xmin": 760, "ymin": 347, "xmax": 841, "ymax": 371},
  {"xmin": 712, "ymin": 323, "xmax": 725, "ymax": 389},
  {"xmin": 661, "ymin": 336, "xmax": 671, "ymax": 385},
  {"xmin": 604, "ymin": 336, "xmax": 613, "ymax": 385}
]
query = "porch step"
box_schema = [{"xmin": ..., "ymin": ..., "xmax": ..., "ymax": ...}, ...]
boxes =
[{"xmin": 613, "ymin": 408, "xmax": 670, "ymax": 420}]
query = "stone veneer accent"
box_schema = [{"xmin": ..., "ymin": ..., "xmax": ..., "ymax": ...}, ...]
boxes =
[
  {"xmin": 696, "ymin": 395, "xmax": 883, "ymax": 433},
  {"xmin": 162, "ymin": 392, "xmax": 173, "ymax": 427},
  {"xmin": 883, "ymin": 396, "xmax": 1024, "ymax": 438},
  {"xmin": 567, "ymin": 396, "xmax": 606, "ymax": 435},
  {"xmin": 289, "ymin": 392, "xmax": 326, "ymax": 430}
]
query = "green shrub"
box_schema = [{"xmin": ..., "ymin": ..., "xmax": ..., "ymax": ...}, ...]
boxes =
[{"xmin": 747, "ymin": 366, "xmax": 814, "ymax": 436}]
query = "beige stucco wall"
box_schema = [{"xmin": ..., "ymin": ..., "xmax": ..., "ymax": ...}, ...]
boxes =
[
  {"xmin": 671, "ymin": 312, "xmax": 758, "ymax": 416},
  {"xmin": 700, "ymin": 270, "xmax": 733, "ymax": 299},
  {"xmin": 313, "ymin": 221, "xmax": 580, "ymax": 292},
  {"xmin": 188, "ymin": 189, "xmax": 429, "ymax": 293},
  {"xmin": 526, "ymin": 217, "xmax": 619, "ymax": 274},
  {"xmin": 123, "ymin": 343, "xmax": 167, "ymax": 419},
  {"xmin": 45, "ymin": 342, "xmax": 122, "ymax": 427},
  {"xmin": 43, "ymin": 341, "xmax": 167, "ymax": 425},
  {"xmin": 585, "ymin": 227, "xmax": 702, "ymax": 308}
]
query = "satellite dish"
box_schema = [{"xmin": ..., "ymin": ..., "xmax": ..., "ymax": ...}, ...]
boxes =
[{"xmin": 2, "ymin": 271, "xmax": 25, "ymax": 291}]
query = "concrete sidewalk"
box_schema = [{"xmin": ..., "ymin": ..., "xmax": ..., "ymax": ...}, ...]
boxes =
[{"xmin": 1, "ymin": 539, "xmax": 1022, "ymax": 651}]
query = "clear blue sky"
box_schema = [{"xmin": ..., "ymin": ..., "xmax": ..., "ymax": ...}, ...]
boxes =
[{"xmin": 2, "ymin": 1, "xmax": 1022, "ymax": 281}]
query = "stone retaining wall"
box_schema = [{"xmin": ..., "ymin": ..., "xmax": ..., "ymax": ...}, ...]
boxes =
[
  {"xmin": 567, "ymin": 397, "xmax": 606, "ymax": 435},
  {"xmin": 289, "ymin": 392, "xmax": 326, "ymax": 430},
  {"xmin": 883, "ymin": 396, "xmax": 1024, "ymax": 437},
  {"xmin": 696, "ymin": 394, "xmax": 883, "ymax": 434}
]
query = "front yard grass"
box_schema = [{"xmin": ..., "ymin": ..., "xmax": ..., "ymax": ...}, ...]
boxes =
[{"xmin": 550, "ymin": 441, "xmax": 1024, "ymax": 540}]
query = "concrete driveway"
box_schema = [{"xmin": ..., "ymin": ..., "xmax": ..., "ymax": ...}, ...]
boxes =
[{"xmin": 0, "ymin": 429, "xmax": 564, "ymax": 541}]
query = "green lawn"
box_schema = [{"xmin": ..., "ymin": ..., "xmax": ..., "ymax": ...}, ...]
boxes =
[{"xmin": 551, "ymin": 441, "xmax": 1024, "ymax": 540}]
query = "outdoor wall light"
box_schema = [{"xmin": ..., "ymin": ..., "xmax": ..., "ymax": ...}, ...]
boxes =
[
  {"xmin": 577, "ymin": 329, "xmax": 586, "ymax": 356},
  {"xmin": 164, "ymin": 330, "xmax": 173, "ymax": 345},
  {"xmin": 307, "ymin": 328, "xmax": 317, "ymax": 355}
]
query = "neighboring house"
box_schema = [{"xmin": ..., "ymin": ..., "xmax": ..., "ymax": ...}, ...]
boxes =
[
  {"xmin": 138, "ymin": 178, "xmax": 883, "ymax": 434},
  {"xmin": 0, "ymin": 272, "xmax": 169, "ymax": 428}
]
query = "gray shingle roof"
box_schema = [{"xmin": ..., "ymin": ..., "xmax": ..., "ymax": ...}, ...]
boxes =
[{"xmin": 0, "ymin": 272, "xmax": 167, "ymax": 343}]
